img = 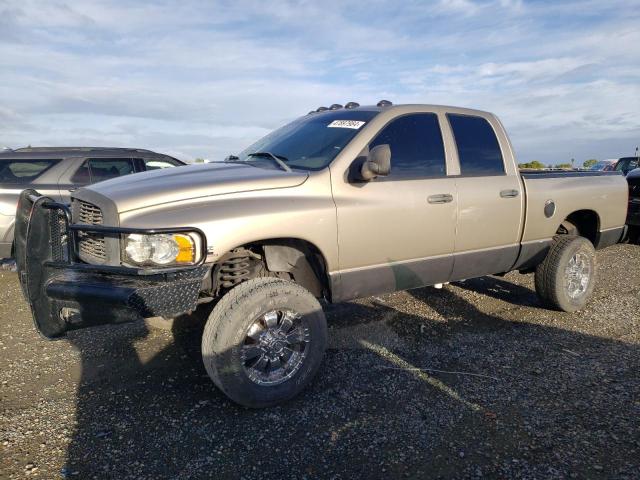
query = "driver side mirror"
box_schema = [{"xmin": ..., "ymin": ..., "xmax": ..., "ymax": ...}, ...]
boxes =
[{"xmin": 359, "ymin": 144, "xmax": 391, "ymax": 181}]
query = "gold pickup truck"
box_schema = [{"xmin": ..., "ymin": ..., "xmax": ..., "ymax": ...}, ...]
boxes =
[{"xmin": 15, "ymin": 102, "xmax": 628, "ymax": 407}]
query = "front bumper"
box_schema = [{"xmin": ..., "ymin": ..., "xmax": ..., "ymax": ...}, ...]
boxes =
[{"xmin": 15, "ymin": 190, "xmax": 208, "ymax": 339}]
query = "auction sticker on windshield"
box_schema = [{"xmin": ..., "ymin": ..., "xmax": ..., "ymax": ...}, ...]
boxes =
[{"xmin": 327, "ymin": 120, "xmax": 366, "ymax": 129}]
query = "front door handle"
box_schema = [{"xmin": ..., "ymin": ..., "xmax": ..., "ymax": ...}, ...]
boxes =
[
  {"xmin": 500, "ymin": 189, "xmax": 519, "ymax": 198},
  {"xmin": 428, "ymin": 193, "xmax": 453, "ymax": 204}
]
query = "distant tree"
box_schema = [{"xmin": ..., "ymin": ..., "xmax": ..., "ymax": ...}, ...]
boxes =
[
  {"xmin": 518, "ymin": 160, "xmax": 546, "ymax": 169},
  {"xmin": 555, "ymin": 163, "xmax": 573, "ymax": 169},
  {"xmin": 583, "ymin": 159, "xmax": 598, "ymax": 168}
]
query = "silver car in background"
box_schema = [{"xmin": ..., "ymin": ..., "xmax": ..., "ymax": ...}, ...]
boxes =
[{"xmin": 0, "ymin": 147, "xmax": 184, "ymax": 258}]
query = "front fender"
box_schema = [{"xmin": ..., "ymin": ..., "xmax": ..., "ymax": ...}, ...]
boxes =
[{"xmin": 119, "ymin": 173, "xmax": 339, "ymax": 272}]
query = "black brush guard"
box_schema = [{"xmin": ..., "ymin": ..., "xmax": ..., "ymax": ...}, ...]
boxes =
[{"xmin": 15, "ymin": 190, "xmax": 209, "ymax": 339}]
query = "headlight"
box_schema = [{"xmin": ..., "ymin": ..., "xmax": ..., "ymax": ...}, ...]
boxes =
[{"xmin": 122, "ymin": 233, "xmax": 201, "ymax": 266}]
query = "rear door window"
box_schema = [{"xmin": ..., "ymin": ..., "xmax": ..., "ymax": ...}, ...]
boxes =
[
  {"xmin": 369, "ymin": 113, "xmax": 446, "ymax": 178},
  {"xmin": 71, "ymin": 158, "xmax": 136, "ymax": 185},
  {"xmin": 447, "ymin": 114, "xmax": 505, "ymax": 176},
  {"xmin": 0, "ymin": 159, "xmax": 60, "ymax": 184}
]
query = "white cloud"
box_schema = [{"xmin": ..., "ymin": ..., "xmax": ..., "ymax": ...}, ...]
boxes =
[
  {"xmin": 434, "ymin": 0, "xmax": 481, "ymax": 16},
  {"xmin": 0, "ymin": 0, "xmax": 639, "ymax": 163}
]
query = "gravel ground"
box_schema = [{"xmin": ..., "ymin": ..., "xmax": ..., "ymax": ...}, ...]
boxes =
[{"xmin": 1, "ymin": 244, "xmax": 639, "ymax": 479}]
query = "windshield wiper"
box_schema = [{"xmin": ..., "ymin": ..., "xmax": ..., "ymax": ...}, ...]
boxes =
[{"xmin": 247, "ymin": 152, "xmax": 292, "ymax": 172}]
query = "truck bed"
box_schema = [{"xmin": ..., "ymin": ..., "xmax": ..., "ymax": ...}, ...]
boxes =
[{"xmin": 519, "ymin": 170, "xmax": 627, "ymax": 246}]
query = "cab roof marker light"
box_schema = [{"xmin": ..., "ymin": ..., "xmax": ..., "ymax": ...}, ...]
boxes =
[
  {"xmin": 344, "ymin": 102, "xmax": 360, "ymax": 109},
  {"xmin": 329, "ymin": 104, "xmax": 343, "ymax": 110},
  {"xmin": 377, "ymin": 100, "xmax": 393, "ymax": 107},
  {"xmin": 316, "ymin": 106, "xmax": 328, "ymax": 112}
]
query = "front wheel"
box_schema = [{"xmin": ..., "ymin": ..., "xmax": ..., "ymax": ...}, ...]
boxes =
[
  {"xmin": 202, "ymin": 277, "xmax": 327, "ymax": 408},
  {"xmin": 534, "ymin": 235, "xmax": 597, "ymax": 312}
]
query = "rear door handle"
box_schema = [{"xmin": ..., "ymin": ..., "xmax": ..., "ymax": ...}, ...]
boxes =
[
  {"xmin": 500, "ymin": 189, "xmax": 519, "ymax": 198},
  {"xmin": 428, "ymin": 194, "xmax": 453, "ymax": 204}
]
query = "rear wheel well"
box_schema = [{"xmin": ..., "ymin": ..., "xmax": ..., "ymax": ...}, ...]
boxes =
[
  {"xmin": 209, "ymin": 239, "xmax": 329, "ymax": 299},
  {"xmin": 557, "ymin": 210, "xmax": 599, "ymax": 244}
]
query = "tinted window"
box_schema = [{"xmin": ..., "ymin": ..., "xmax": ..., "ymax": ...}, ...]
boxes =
[
  {"xmin": 369, "ymin": 113, "xmax": 446, "ymax": 178},
  {"xmin": 238, "ymin": 110, "xmax": 379, "ymax": 171},
  {"xmin": 71, "ymin": 158, "xmax": 135, "ymax": 184},
  {"xmin": 448, "ymin": 114, "xmax": 505, "ymax": 175},
  {"xmin": 615, "ymin": 158, "xmax": 639, "ymax": 175},
  {"xmin": 0, "ymin": 159, "xmax": 59, "ymax": 184}
]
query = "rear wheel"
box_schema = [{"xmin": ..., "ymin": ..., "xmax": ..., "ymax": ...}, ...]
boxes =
[
  {"xmin": 534, "ymin": 235, "xmax": 596, "ymax": 312},
  {"xmin": 202, "ymin": 277, "xmax": 327, "ymax": 408}
]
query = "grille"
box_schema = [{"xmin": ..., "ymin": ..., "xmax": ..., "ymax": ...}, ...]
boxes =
[
  {"xmin": 78, "ymin": 200, "xmax": 103, "ymax": 225},
  {"xmin": 49, "ymin": 209, "xmax": 68, "ymax": 262},
  {"xmin": 75, "ymin": 200, "xmax": 106, "ymax": 262},
  {"xmin": 78, "ymin": 234, "xmax": 107, "ymax": 260}
]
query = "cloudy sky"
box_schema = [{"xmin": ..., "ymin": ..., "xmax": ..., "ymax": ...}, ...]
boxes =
[{"xmin": 1, "ymin": 0, "xmax": 639, "ymax": 164}]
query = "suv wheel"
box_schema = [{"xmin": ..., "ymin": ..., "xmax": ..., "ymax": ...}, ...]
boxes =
[
  {"xmin": 534, "ymin": 235, "xmax": 596, "ymax": 312},
  {"xmin": 202, "ymin": 277, "xmax": 327, "ymax": 408}
]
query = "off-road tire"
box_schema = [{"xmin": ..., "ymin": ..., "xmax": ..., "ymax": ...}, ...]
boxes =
[
  {"xmin": 534, "ymin": 235, "xmax": 596, "ymax": 312},
  {"xmin": 202, "ymin": 277, "xmax": 327, "ymax": 408}
]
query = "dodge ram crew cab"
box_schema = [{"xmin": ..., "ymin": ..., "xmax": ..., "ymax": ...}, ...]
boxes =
[{"xmin": 16, "ymin": 102, "xmax": 628, "ymax": 407}]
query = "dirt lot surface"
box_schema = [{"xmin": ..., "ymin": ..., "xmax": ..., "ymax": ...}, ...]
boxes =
[{"xmin": 1, "ymin": 244, "xmax": 639, "ymax": 479}]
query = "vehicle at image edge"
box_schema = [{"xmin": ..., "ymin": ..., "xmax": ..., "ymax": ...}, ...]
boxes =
[
  {"xmin": 15, "ymin": 102, "xmax": 629, "ymax": 408},
  {"xmin": 626, "ymin": 168, "xmax": 640, "ymax": 242},
  {"xmin": 614, "ymin": 156, "xmax": 640, "ymax": 176},
  {"xmin": 0, "ymin": 147, "xmax": 184, "ymax": 259}
]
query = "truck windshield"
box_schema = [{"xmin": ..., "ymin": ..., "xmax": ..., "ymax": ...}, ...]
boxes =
[{"xmin": 236, "ymin": 110, "xmax": 379, "ymax": 171}]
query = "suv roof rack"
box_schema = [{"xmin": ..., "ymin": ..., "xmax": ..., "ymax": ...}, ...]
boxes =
[{"xmin": 13, "ymin": 147, "xmax": 155, "ymax": 153}]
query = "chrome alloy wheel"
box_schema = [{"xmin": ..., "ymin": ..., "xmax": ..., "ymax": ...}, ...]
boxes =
[
  {"xmin": 241, "ymin": 310, "xmax": 310, "ymax": 386},
  {"xmin": 565, "ymin": 252, "xmax": 592, "ymax": 299}
]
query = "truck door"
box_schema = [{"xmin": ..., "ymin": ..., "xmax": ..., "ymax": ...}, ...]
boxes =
[
  {"xmin": 331, "ymin": 112, "xmax": 457, "ymax": 300},
  {"xmin": 446, "ymin": 113, "xmax": 524, "ymax": 280}
]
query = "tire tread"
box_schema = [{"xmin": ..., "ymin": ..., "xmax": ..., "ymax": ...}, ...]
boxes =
[
  {"xmin": 534, "ymin": 235, "xmax": 595, "ymax": 312},
  {"xmin": 201, "ymin": 277, "xmax": 326, "ymax": 407}
]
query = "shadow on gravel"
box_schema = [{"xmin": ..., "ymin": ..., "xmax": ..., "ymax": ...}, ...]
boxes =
[
  {"xmin": 63, "ymin": 279, "xmax": 639, "ymax": 479},
  {"xmin": 452, "ymin": 276, "xmax": 542, "ymax": 308}
]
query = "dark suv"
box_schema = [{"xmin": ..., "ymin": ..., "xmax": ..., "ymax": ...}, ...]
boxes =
[
  {"xmin": 0, "ymin": 147, "xmax": 184, "ymax": 259},
  {"xmin": 626, "ymin": 168, "xmax": 640, "ymax": 242}
]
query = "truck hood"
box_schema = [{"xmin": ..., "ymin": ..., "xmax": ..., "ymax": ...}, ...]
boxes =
[{"xmin": 83, "ymin": 162, "xmax": 309, "ymax": 213}]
